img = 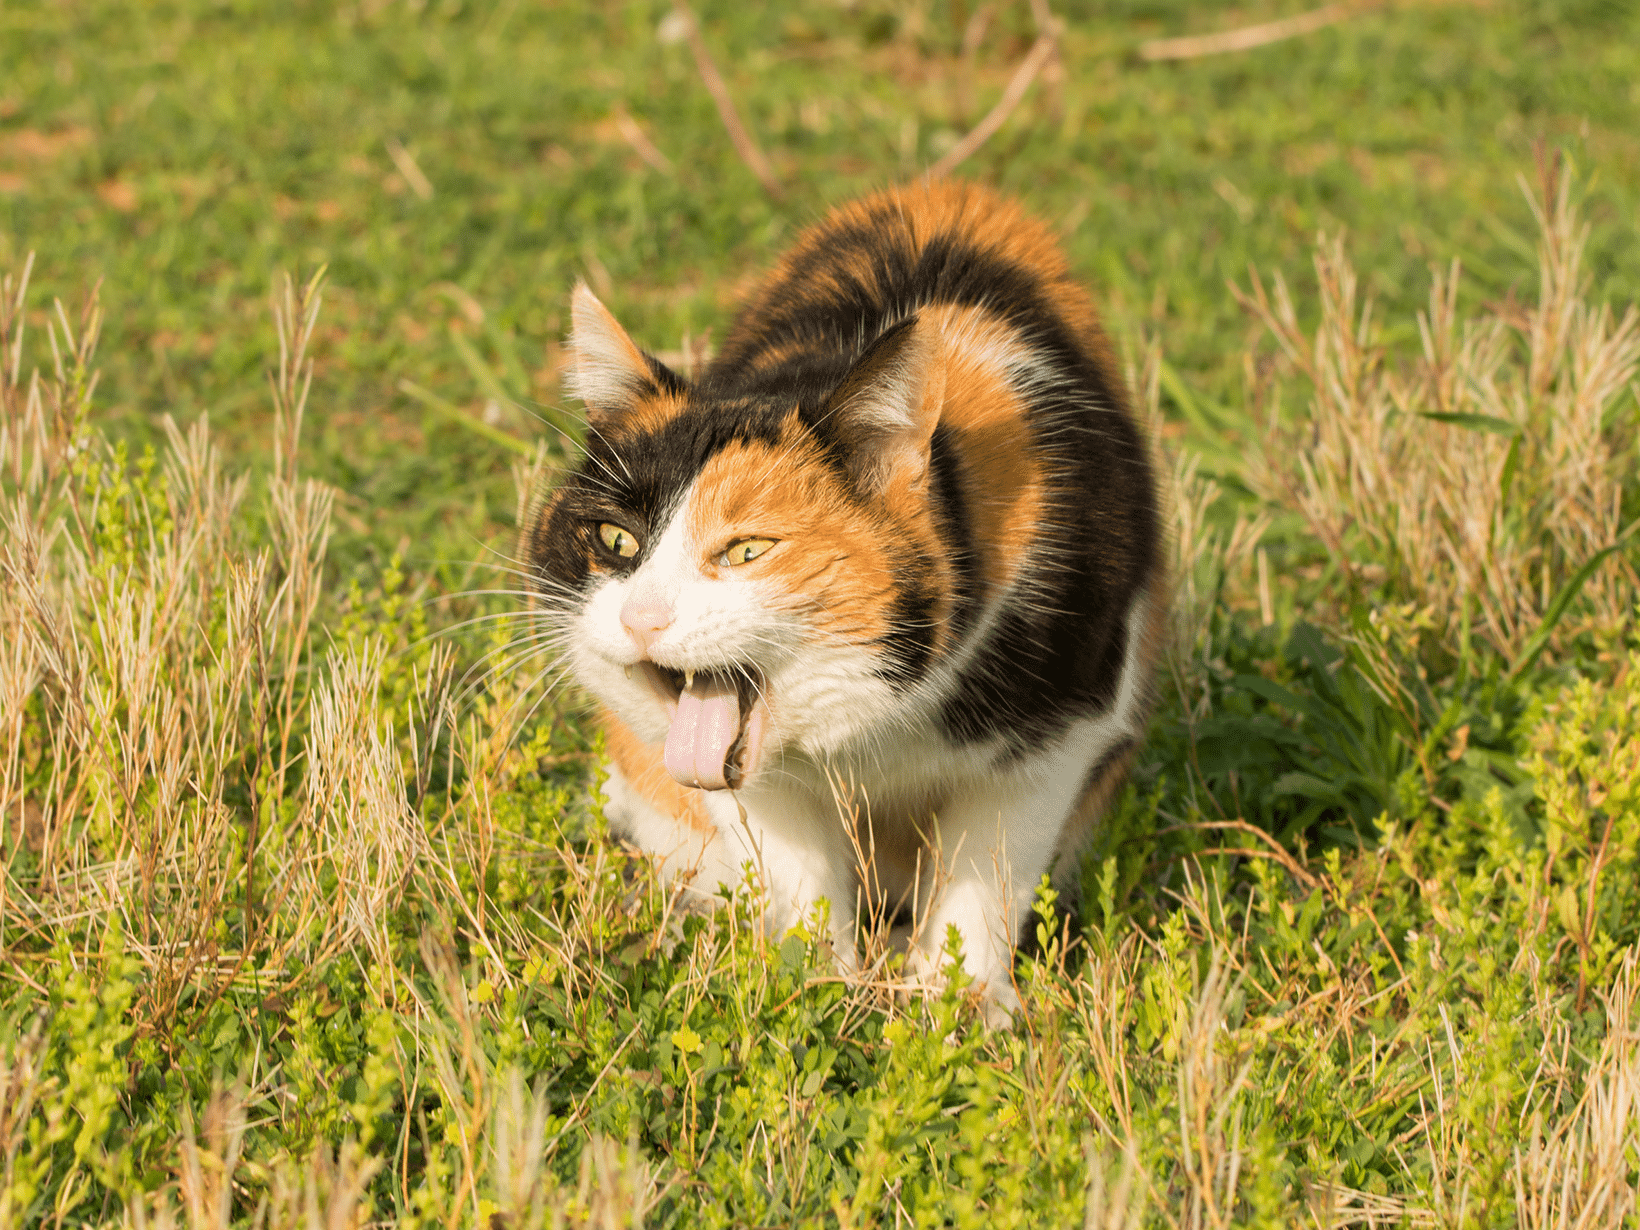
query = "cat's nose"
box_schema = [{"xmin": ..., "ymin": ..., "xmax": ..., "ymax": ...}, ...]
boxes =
[{"xmin": 619, "ymin": 595, "xmax": 674, "ymax": 656}]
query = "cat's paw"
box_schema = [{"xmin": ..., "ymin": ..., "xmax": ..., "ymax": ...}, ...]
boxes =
[
  {"xmin": 903, "ymin": 946, "xmax": 1021, "ymax": 1029},
  {"xmin": 977, "ymin": 981, "xmax": 1021, "ymax": 1031}
]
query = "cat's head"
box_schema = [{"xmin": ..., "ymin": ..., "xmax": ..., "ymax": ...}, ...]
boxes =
[{"xmin": 525, "ymin": 284, "xmax": 958, "ymax": 792}]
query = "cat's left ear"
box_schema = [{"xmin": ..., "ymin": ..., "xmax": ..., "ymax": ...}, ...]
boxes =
[
  {"xmin": 824, "ymin": 316, "xmax": 945, "ymax": 491},
  {"xmin": 566, "ymin": 282, "xmax": 680, "ymax": 424}
]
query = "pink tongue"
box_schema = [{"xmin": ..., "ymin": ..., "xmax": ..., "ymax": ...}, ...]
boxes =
[{"xmin": 663, "ymin": 673, "xmax": 742, "ymax": 790}]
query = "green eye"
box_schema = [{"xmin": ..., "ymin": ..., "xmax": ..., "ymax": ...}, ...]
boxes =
[
  {"xmin": 719, "ymin": 538, "xmax": 777, "ymax": 567},
  {"xmin": 598, "ymin": 523, "xmax": 640, "ymax": 559}
]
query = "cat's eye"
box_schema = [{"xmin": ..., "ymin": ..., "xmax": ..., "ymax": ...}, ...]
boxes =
[
  {"xmin": 719, "ymin": 538, "xmax": 777, "ymax": 567},
  {"xmin": 598, "ymin": 523, "xmax": 640, "ymax": 559}
]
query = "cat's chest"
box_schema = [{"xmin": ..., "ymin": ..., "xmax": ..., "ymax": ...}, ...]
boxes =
[{"xmin": 778, "ymin": 709, "xmax": 1013, "ymax": 807}]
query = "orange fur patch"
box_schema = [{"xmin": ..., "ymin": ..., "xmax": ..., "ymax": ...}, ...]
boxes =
[
  {"xmin": 601, "ymin": 389, "xmax": 690, "ymax": 441},
  {"xmin": 681, "ymin": 415, "xmax": 961, "ymax": 651},
  {"xmin": 917, "ymin": 303, "xmax": 1048, "ymax": 599},
  {"xmin": 731, "ymin": 180, "xmax": 1110, "ymax": 365},
  {"xmin": 602, "ymin": 709, "xmax": 717, "ymax": 837}
]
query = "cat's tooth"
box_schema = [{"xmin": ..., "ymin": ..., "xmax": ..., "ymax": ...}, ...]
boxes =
[
  {"xmin": 624, "ymin": 665, "xmax": 633, "ymax": 680},
  {"xmin": 685, "ymin": 668, "xmax": 695, "ymax": 690}
]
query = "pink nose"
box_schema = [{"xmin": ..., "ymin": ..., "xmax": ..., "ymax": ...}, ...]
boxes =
[{"xmin": 620, "ymin": 596, "xmax": 674, "ymax": 656}]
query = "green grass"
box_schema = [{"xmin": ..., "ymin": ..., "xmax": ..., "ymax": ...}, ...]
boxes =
[{"xmin": 2, "ymin": 1, "xmax": 1639, "ymax": 1226}]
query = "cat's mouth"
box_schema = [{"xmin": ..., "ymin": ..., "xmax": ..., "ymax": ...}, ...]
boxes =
[{"xmin": 631, "ymin": 662, "xmax": 770, "ymax": 791}]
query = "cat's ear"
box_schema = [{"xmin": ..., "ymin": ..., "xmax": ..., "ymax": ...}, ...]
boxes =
[
  {"xmin": 566, "ymin": 282, "xmax": 679, "ymax": 423},
  {"xmin": 824, "ymin": 316, "xmax": 945, "ymax": 491}
]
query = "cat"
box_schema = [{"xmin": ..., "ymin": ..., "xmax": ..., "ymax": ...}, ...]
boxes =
[{"xmin": 525, "ymin": 180, "xmax": 1164, "ymax": 1016}]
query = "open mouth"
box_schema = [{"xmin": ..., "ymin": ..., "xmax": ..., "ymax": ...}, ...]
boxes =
[{"xmin": 630, "ymin": 662, "xmax": 770, "ymax": 792}]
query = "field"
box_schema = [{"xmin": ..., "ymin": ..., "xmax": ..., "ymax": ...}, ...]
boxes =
[{"xmin": 2, "ymin": 0, "xmax": 1639, "ymax": 1225}]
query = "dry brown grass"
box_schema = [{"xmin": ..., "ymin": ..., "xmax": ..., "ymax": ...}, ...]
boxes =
[
  {"xmin": 0, "ymin": 265, "xmax": 454, "ymax": 1046},
  {"xmin": 1137, "ymin": 338, "xmax": 1271, "ymax": 725},
  {"xmin": 1241, "ymin": 156, "xmax": 1639, "ymax": 668}
]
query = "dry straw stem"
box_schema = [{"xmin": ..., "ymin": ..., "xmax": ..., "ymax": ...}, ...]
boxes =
[
  {"xmin": 126, "ymin": 1086, "xmax": 383, "ymax": 1230},
  {"xmin": 610, "ymin": 103, "xmax": 673, "ymax": 176},
  {"xmin": 1171, "ymin": 958, "xmax": 1256, "ymax": 1230},
  {"xmin": 668, "ymin": 2, "xmax": 784, "ymax": 200},
  {"xmin": 1070, "ymin": 874, "xmax": 1640, "ymax": 1228},
  {"xmin": 1414, "ymin": 950, "xmax": 1640, "ymax": 1228},
  {"xmin": 402, "ymin": 942, "xmax": 667, "ymax": 1230},
  {"xmin": 823, "ymin": 763, "xmax": 984, "ymax": 1011},
  {"xmin": 1139, "ymin": 0, "xmax": 1380, "ymax": 62},
  {"xmin": 1, "ymin": 253, "xmax": 102, "ymax": 501},
  {"xmin": 1241, "ymin": 158, "xmax": 1640, "ymax": 664},
  {"xmin": 384, "ymin": 136, "xmax": 434, "ymax": 201},
  {"xmin": 0, "ymin": 1021, "xmax": 47, "ymax": 1227},
  {"xmin": 1081, "ymin": 1137, "xmax": 1146, "ymax": 1230},
  {"xmin": 1069, "ymin": 932, "xmax": 1392, "ymax": 1230},
  {"xmin": 268, "ymin": 267, "xmax": 325, "ymax": 484},
  {"xmin": 929, "ymin": 0, "xmax": 1061, "ymax": 180},
  {"xmin": 0, "ymin": 253, "xmax": 40, "ymax": 485},
  {"xmin": 1510, "ymin": 958, "xmax": 1640, "ymax": 1228}
]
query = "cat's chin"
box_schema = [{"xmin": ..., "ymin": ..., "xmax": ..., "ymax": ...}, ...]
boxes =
[{"xmin": 626, "ymin": 660, "xmax": 770, "ymax": 792}]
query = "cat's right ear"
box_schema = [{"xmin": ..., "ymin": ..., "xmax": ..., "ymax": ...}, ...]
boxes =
[
  {"xmin": 566, "ymin": 282, "xmax": 674, "ymax": 424},
  {"xmin": 824, "ymin": 316, "xmax": 944, "ymax": 492}
]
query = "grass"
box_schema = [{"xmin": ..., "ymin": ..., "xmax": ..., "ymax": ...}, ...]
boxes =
[{"xmin": 2, "ymin": 1, "xmax": 1640, "ymax": 1225}]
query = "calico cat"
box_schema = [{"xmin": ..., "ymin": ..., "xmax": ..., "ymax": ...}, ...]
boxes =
[{"xmin": 525, "ymin": 180, "xmax": 1164, "ymax": 1014}]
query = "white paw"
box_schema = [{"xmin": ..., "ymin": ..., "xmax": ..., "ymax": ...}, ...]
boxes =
[
  {"xmin": 977, "ymin": 978, "xmax": 1021, "ymax": 1030},
  {"xmin": 904, "ymin": 941, "xmax": 1021, "ymax": 1029}
]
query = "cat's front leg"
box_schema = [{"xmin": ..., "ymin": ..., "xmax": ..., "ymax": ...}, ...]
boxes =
[
  {"xmin": 911, "ymin": 727, "xmax": 1123, "ymax": 1023},
  {"xmin": 599, "ymin": 761, "xmax": 745, "ymax": 907},
  {"xmin": 908, "ymin": 787, "xmax": 1047, "ymax": 1024},
  {"xmin": 701, "ymin": 785, "xmax": 862, "ymax": 967},
  {"xmin": 600, "ymin": 752, "xmax": 860, "ymax": 960}
]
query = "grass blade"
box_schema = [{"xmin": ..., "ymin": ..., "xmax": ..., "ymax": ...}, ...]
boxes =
[
  {"xmin": 1418, "ymin": 411, "xmax": 1521, "ymax": 436},
  {"xmin": 398, "ymin": 377, "xmax": 536, "ymax": 458},
  {"xmin": 1508, "ymin": 523, "xmax": 1640, "ymax": 679}
]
